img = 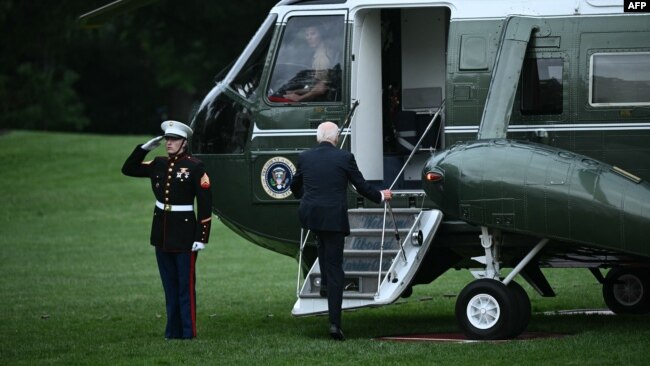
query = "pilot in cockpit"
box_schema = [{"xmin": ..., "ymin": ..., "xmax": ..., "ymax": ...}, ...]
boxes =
[
  {"xmin": 267, "ymin": 16, "xmax": 343, "ymax": 104},
  {"xmin": 282, "ymin": 24, "xmax": 333, "ymax": 102}
]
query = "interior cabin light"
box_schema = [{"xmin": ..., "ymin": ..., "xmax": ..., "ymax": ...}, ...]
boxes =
[{"xmin": 425, "ymin": 171, "xmax": 443, "ymax": 182}]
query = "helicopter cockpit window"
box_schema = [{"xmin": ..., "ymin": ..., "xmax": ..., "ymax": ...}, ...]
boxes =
[
  {"xmin": 521, "ymin": 58, "xmax": 563, "ymax": 115},
  {"xmin": 192, "ymin": 14, "xmax": 277, "ymax": 155},
  {"xmin": 229, "ymin": 17, "xmax": 275, "ymax": 101},
  {"xmin": 266, "ymin": 15, "xmax": 344, "ymax": 103},
  {"xmin": 590, "ymin": 52, "xmax": 650, "ymax": 106}
]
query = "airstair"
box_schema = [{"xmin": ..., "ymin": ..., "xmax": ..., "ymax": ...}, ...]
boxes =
[
  {"xmin": 292, "ymin": 205, "xmax": 442, "ymax": 316},
  {"xmin": 292, "ymin": 101, "xmax": 445, "ymax": 317}
]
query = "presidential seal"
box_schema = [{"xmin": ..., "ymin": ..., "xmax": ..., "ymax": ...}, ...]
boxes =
[{"xmin": 260, "ymin": 156, "xmax": 296, "ymax": 199}]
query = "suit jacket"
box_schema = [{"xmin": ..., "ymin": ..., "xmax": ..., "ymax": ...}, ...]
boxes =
[
  {"xmin": 290, "ymin": 142, "xmax": 381, "ymax": 235},
  {"xmin": 122, "ymin": 146, "xmax": 213, "ymax": 252}
]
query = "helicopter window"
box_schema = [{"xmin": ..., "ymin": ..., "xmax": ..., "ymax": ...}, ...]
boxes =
[
  {"xmin": 521, "ymin": 58, "xmax": 563, "ymax": 115},
  {"xmin": 266, "ymin": 15, "xmax": 344, "ymax": 103},
  {"xmin": 192, "ymin": 93, "xmax": 252, "ymax": 154},
  {"xmin": 229, "ymin": 15, "xmax": 276, "ymax": 101},
  {"xmin": 590, "ymin": 52, "xmax": 650, "ymax": 106}
]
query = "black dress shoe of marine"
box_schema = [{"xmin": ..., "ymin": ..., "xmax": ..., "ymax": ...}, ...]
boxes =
[
  {"xmin": 329, "ymin": 324, "xmax": 345, "ymax": 341},
  {"xmin": 319, "ymin": 288, "xmax": 328, "ymax": 298}
]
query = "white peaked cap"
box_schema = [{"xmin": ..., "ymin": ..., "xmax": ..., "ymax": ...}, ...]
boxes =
[{"xmin": 161, "ymin": 120, "xmax": 193, "ymax": 139}]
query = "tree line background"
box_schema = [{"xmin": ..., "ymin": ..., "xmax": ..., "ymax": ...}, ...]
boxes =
[{"xmin": 0, "ymin": 0, "xmax": 276, "ymax": 135}]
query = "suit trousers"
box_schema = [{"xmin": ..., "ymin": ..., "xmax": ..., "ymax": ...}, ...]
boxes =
[
  {"xmin": 315, "ymin": 230, "xmax": 346, "ymax": 328},
  {"xmin": 155, "ymin": 248, "xmax": 198, "ymax": 339}
]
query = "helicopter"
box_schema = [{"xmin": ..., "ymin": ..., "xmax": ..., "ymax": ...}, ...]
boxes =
[{"xmin": 81, "ymin": 0, "xmax": 650, "ymax": 340}]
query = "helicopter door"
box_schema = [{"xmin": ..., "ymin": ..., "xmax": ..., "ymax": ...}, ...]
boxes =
[
  {"xmin": 350, "ymin": 9, "xmax": 383, "ymax": 181},
  {"xmin": 351, "ymin": 7, "xmax": 448, "ymax": 188}
]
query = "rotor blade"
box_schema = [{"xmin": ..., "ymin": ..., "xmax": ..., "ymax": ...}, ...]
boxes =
[{"xmin": 78, "ymin": 0, "xmax": 158, "ymax": 27}]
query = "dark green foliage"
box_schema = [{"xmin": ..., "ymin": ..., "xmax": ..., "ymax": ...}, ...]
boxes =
[
  {"xmin": 0, "ymin": 0, "xmax": 275, "ymax": 134},
  {"xmin": 0, "ymin": 63, "xmax": 89, "ymax": 131}
]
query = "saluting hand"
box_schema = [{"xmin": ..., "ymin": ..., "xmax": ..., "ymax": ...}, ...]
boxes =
[{"xmin": 142, "ymin": 136, "xmax": 164, "ymax": 151}]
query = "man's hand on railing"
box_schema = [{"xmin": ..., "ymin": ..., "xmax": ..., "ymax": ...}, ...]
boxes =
[{"xmin": 381, "ymin": 189, "xmax": 393, "ymax": 201}]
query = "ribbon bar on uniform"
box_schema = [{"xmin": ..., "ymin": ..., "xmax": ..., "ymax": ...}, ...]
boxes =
[{"xmin": 155, "ymin": 201, "xmax": 194, "ymax": 212}]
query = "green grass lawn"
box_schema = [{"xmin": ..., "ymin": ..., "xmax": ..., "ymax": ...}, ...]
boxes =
[{"xmin": 1, "ymin": 131, "xmax": 649, "ymax": 365}]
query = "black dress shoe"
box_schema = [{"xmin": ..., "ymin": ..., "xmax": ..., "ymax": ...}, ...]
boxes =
[{"xmin": 329, "ymin": 324, "xmax": 345, "ymax": 341}]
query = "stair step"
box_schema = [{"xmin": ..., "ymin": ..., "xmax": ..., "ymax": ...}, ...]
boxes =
[
  {"xmin": 307, "ymin": 272, "xmax": 387, "ymax": 279},
  {"xmin": 345, "ymin": 236, "xmax": 401, "ymax": 250},
  {"xmin": 349, "ymin": 217, "xmax": 417, "ymax": 230},
  {"xmin": 302, "ymin": 273, "xmax": 385, "ymax": 297},
  {"xmin": 300, "ymin": 292, "xmax": 376, "ymax": 300},
  {"xmin": 350, "ymin": 228, "xmax": 411, "ymax": 234},
  {"xmin": 348, "ymin": 208, "xmax": 418, "ymax": 230},
  {"xmin": 342, "ymin": 270, "xmax": 388, "ymax": 276},
  {"xmin": 348, "ymin": 208, "xmax": 421, "ymax": 214},
  {"xmin": 343, "ymin": 258, "xmax": 392, "ymax": 272},
  {"xmin": 344, "ymin": 249, "xmax": 399, "ymax": 256}
]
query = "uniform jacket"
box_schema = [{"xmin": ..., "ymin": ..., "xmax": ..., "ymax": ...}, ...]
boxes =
[
  {"xmin": 290, "ymin": 142, "xmax": 381, "ymax": 235},
  {"xmin": 122, "ymin": 145, "xmax": 212, "ymax": 252}
]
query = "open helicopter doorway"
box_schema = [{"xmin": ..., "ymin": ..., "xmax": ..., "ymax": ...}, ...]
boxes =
[{"xmin": 351, "ymin": 7, "xmax": 448, "ymax": 190}]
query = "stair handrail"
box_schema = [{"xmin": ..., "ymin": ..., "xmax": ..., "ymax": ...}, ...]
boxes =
[
  {"xmin": 377, "ymin": 210, "xmax": 433, "ymax": 292},
  {"xmin": 377, "ymin": 102, "xmax": 444, "ymax": 297},
  {"xmin": 377, "ymin": 102, "xmax": 445, "ymax": 295},
  {"xmin": 377, "ymin": 203, "xmax": 389, "ymax": 297},
  {"xmin": 386, "ymin": 201, "xmax": 408, "ymax": 263},
  {"xmin": 296, "ymin": 228, "xmax": 311, "ymax": 298},
  {"xmin": 389, "ymin": 100, "xmax": 446, "ymax": 191},
  {"xmin": 337, "ymin": 99, "xmax": 360, "ymax": 149}
]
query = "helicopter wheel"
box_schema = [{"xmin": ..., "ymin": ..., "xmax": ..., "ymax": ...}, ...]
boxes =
[
  {"xmin": 455, "ymin": 279, "xmax": 519, "ymax": 340},
  {"xmin": 603, "ymin": 268, "xmax": 650, "ymax": 314},
  {"xmin": 506, "ymin": 280, "xmax": 531, "ymax": 339}
]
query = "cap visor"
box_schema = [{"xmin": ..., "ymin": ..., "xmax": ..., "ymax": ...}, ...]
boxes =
[{"xmin": 164, "ymin": 133, "xmax": 184, "ymax": 139}]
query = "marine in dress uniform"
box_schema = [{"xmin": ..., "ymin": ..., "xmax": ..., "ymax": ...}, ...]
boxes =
[
  {"xmin": 290, "ymin": 122, "xmax": 391, "ymax": 341},
  {"xmin": 122, "ymin": 120, "xmax": 212, "ymax": 339}
]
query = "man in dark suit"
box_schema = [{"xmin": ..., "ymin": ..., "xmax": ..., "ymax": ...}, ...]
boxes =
[
  {"xmin": 122, "ymin": 120, "xmax": 212, "ymax": 340},
  {"xmin": 290, "ymin": 121, "xmax": 392, "ymax": 341}
]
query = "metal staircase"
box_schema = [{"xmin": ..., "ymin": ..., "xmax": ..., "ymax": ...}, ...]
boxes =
[
  {"xmin": 292, "ymin": 206, "xmax": 443, "ymax": 316},
  {"xmin": 292, "ymin": 103, "xmax": 445, "ymax": 316}
]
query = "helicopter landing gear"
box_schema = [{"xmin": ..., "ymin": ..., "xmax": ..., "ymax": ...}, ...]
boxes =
[
  {"xmin": 455, "ymin": 279, "xmax": 531, "ymax": 340},
  {"xmin": 455, "ymin": 227, "xmax": 544, "ymax": 340}
]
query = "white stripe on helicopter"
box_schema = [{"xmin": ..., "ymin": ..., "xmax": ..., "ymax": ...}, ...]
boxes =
[
  {"xmin": 252, "ymin": 125, "xmax": 351, "ymax": 139},
  {"xmin": 446, "ymin": 122, "xmax": 650, "ymax": 134},
  {"xmin": 252, "ymin": 123, "xmax": 650, "ymax": 139}
]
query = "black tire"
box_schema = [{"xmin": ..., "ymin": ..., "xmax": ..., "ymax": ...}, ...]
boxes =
[
  {"xmin": 507, "ymin": 281, "xmax": 531, "ymax": 338},
  {"xmin": 455, "ymin": 279, "xmax": 518, "ymax": 340},
  {"xmin": 603, "ymin": 268, "xmax": 650, "ymax": 314}
]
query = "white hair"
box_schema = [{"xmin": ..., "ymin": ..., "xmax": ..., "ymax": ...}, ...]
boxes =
[{"xmin": 316, "ymin": 121, "xmax": 339, "ymax": 144}]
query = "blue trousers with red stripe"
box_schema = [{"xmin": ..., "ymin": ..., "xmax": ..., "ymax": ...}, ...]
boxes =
[{"xmin": 155, "ymin": 248, "xmax": 197, "ymax": 339}]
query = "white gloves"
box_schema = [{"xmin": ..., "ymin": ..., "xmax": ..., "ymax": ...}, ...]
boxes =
[
  {"xmin": 192, "ymin": 242, "xmax": 205, "ymax": 252},
  {"xmin": 142, "ymin": 136, "xmax": 164, "ymax": 151}
]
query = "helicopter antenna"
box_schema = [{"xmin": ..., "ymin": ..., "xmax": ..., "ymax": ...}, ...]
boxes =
[{"xmin": 337, "ymin": 100, "xmax": 360, "ymax": 149}]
